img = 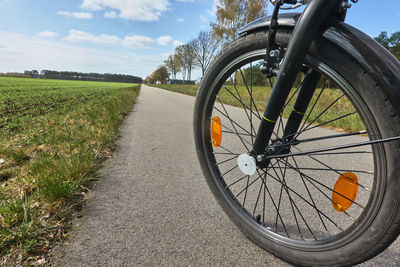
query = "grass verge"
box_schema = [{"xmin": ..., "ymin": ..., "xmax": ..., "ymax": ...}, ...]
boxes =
[
  {"xmin": 150, "ymin": 83, "xmax": 363, "ymax": 132},
  {"xmin": 0, "ymin": 78, "xmax": 140, "ymax": 266},
  {"xmin": 151, "ymin": 84, "xmax": 198, "ymax": 97}
]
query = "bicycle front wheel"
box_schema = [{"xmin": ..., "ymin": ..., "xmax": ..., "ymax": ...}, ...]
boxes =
[{"xmin": 194, "ymin": 31, "xmax": 400, "ymax": 266}]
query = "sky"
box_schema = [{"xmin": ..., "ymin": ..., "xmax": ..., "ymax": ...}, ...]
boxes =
[{"xmin": 0, "ymin": 0, "xmax": 399, "ymax": 80}]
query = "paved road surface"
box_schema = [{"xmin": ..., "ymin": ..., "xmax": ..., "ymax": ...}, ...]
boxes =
[{"xmin": 53, "ymin": 85, "xmax": 400, "ymax": 266}]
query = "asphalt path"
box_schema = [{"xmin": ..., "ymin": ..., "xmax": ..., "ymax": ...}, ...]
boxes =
[{"xmin": 53, "ymin": 85, "xmax": 400, "ymax": 266}]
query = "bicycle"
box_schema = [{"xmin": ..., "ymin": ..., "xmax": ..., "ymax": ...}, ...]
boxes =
[{"xmin": 193, "ymin": 0, "xmax": 400, "ymax": 265}]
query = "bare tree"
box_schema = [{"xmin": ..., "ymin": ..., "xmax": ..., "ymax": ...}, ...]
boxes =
[
  {"xmin": 175, "ymin": 46, "xmax": 187, "ymax": 82},
  {"xmin": 176, "ymin": 44, "xmax": 196, "ymax": 83},
  {"xmin": 183, "ymin": 44, "xmax": 196, "ymax": 82},
  {"xmin": 190, "ymin": 31, "xmax": 219, "ymax": 76}
]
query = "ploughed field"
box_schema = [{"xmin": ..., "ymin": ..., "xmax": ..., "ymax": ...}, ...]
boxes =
[{"xmin": 0, "ymin": 77, "xmax": 140, "ymax": 265}]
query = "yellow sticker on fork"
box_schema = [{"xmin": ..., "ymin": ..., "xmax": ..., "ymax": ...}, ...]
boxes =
[{"xmin": 263, "ymin": 116, "xmax": 277, "ymax": 123}]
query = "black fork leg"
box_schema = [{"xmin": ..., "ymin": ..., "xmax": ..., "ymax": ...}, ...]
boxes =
[
  {"xmin": 283, "ymin": 70, "xmax": 321, "ymax": 142},
  {"xmin": 252, "ymin": 0, "xmax": 342, "ymax": 156}
]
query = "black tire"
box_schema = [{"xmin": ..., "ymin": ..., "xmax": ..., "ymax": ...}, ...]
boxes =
[{"xmin": 194, "ymin": 31, "xmax": 400, "ymax": 266}]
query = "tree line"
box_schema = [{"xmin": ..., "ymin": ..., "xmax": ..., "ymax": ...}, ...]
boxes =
[{"xmin": 31, "ymin": 70, "xmax": 143, "ymax": 83}]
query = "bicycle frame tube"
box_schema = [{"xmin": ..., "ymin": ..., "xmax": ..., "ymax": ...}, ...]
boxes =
[{"xmin": 252, "ymin": 0, "xmax": 344, "ymax": 156}]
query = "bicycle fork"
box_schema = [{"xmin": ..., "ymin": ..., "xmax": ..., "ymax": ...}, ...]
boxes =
[{"xmin": 251, "ymin": 0, "xmax": 342, "ymax": 166}]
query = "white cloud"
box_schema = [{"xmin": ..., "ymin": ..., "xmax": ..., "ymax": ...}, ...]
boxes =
[
  {"xmin": 104, "ymin": 11, "xmax": 118, "ymax": 18},
  {"xmin": 0, "ymin": 30, "xmax": 169, "ymax": 78},
  {"xmin": 63, "ymin": 30, "xmax": 178, "ymax": 49},
  {"xmin": 57, "ymin": 11, "xmax": 93, "ymax": 19},
  {"xmin": 176, "ymin": 18, "xmax": 184, "ymax": 22},
  {"xmin": 64, "ymin": 30, "xmax": 122, "ymax": 46},
  {"xmin": 95, "ymin": 34, "xmax": 121, "ymax": 45},
  {"xmin": 157, "ymin": 35, "xmax": 173, "ymax": 46},
  {"xmin": 176, "ymin": 0, "xmax": 194, "ymax": 2},
  {"xmin": 64, "ymin": 30, "xmax": 96, "ymax": 42},
  {"xmin": 122, "ymin": 35, "xmax": 155, "ymax": 49},
  {"xmin": 37, "ymin": 31, "xmax": 58, "ymax": 38},
  {"xmin": 57, "ymin": 11, "xmax": 71, "ymax": 16},
  {"xmin": 156, "ymin": 36, "xmax": 183, "ymax": 47},
  {"xmin": 81, "ymin": 0, "xmax": 170, "ymax": 21},
  {"xmin": 73, "ymin": 12, "xmax": 93, "ymax": 19}
]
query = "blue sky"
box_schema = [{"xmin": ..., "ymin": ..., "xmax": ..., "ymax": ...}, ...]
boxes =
[{"xmin": 0, "ymin": 0, "xmax": 398, "ymax": 79}]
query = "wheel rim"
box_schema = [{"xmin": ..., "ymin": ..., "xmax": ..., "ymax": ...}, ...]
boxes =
[{"xmin": 200, "ymin": 49, "xmax": 385, "ymax": 250}]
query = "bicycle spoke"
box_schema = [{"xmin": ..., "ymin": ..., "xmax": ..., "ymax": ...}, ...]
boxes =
[
  {"xmin": 225, "ymin": 174, "xmax": 250, "ymax": 189},
  {"xmin": 252, "ymin": 173, "xmax": 264, "ymax": 216},
  {"xmin": 239, "ymin": 66, "xmax": 262, "ymax": 120},
  {"xmin": 291, "ymin": 156, "xmax": 329, "ymax": 233},
  {"xmin": 223, "ymin": 85, "xmax": 261, "ymax": 121},
  {"xmin": 218, "ymin": 144, "xmax": 238, "ymax": 155},
  {"xmin": 300, "ymin": 111, "xmax": 357, "ymax": 135},
  {"xmin": 232, "ymin": 77, "xmax": 257, "ymax": 144},
  {"xmin": 298, "ymin": 85, "xmax": 327, "ymax": 134},
  {"xmin": 238, "ymin": 65, "xmax": 259, "ymax": 144},
  {"xmin": 261, "ymin": 166, "xmax": 344, "ymax": 232},
  {"xmin": 292, "ymin": 146, "xmax": 372, "ymax": 192},
  {"xmin": 276, "ymin": 157, "xmax": 366, "ymax": 209},
  {"xmin": 255, "ymin": 169, "xmax": 289, "ymax": 235},
  {"xmin": 213, "ymin": 152, "xmax": 240, "ymax": 156},
  {"xmin": 283, "ymin": 83, "xmax": 302, "ymax": 110},
  {"xmin": 275, "ymin": 158, "xmax": 308, "ymax": 239},
  {"xmin": 263, "ymin": 135, "xmax": 400, "ymax": 160},
  {"xmin": 222, "ymin": 130, "xmax": 253, "ymax": 137},
  {"xmin": 249, "ymin": 64, "xmax": 254, "ymax": 145},
  {"xmin": 215, "ymin": 155, "xmax": 238, "ymax": 166},
  {"xmin": 299, "ymin": 92, "xmax": 344, "ymax": 135},
  {"xmin": 221, "ymin": 165, "xmax": 238, "ymax": 177},
  {"xmin": 270, "ymin": 165, "xmax": 372, "ymax": 175},
  {"xmin": 220, "ymin": 122, "xmax": 253, "ymax": 147},
  {"xmin": 242, "ymin": 175, "xmax": 251, "ymax": 208},
  {"xmin": 234, "ymin": 171, "xmax": 264, "ymax": 199},
  {"xmin": 289, "ymin": 157, "xmax": 357, "ymax": 223},
  {"xmin": 272, "ymin": 130, "xmax": 368, "ymax": 148},
  {"xmin": 308, "ymin": 151, "xmax": 372, "ymax": 156},
  {"xmin": 214, "ymin": 98, "xmax": 251, "ymax": 151},
  {"xmin": 214, "ymin": 106, "xmax": 254, "ymax": 137},
  {"xmin": 273, "ymin": 160, "xmax": 287, "ymax": 231},
  {"xmin": 251, "ymin": 160, "xmax": 281, "ymax": 216}
]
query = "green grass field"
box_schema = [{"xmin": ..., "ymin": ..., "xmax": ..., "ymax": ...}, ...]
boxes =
[
  {"xmin": 0, "ymin": 78, "xmax": 140, "ymax": 265},
  {"xmin": 151, "ymin": 83, "xmax": 363, "ymax": 133}
]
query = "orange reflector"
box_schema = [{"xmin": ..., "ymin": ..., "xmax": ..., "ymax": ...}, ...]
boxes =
[
  {"xmin": 332, "ymin": 172, "xmax": 358, "ymax": 212},
  {"xmin": 211, "ymin": 117, "xmax": 222, "ymax": 147}
]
